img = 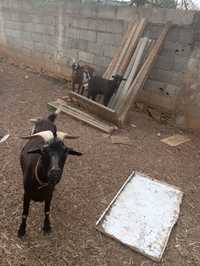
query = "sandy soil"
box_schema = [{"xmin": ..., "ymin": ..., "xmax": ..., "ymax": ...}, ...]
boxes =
[{"xmin": 0, "ymin": 60, "xmax": 200, "ymax": 266}]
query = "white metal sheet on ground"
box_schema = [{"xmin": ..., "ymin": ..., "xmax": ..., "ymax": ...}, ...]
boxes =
[{"xmin": 96, "ymin": 172, "xmax": 183, "ymax": 262}]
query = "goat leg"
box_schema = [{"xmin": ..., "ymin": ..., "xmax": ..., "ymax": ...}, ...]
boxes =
[
  {"xmin": 72, "ymin": 81, "xmax": 75, "ymax": 92},
  {"xmin": 43, "ymin": 196, "xmax": 52, "ymax": 234},
  {"xmin": 80, "ymin": 85, "xmax": 85, "ymax": 95},
  {"xmin": 17, "ymin": 193, "xmax": 31, "ymax": 238}
]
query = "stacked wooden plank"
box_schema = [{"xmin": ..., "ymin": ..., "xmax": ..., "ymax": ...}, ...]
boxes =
[
  {"xmin": 109, "ymin": 37, "xmax": 154, "ymax": 109},
  {"xmin": 48, "ymin": 98, "xmax": 117, "ymax": 134},
  {"xmin": 103, "ymin": 20, "xmax": 171, "ymax": 125},
  {"xmin": 117, "ymin": 22, "xmax": 172, "ymax": 125}
]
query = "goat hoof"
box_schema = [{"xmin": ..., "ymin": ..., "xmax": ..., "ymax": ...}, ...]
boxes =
[
  {"xmin": 43, "ymin": 224, "xmax": 52, "ymax": 234},
  {"xmin": 17, "ymin": 228, "xmax": 26, "ymax": 239}
]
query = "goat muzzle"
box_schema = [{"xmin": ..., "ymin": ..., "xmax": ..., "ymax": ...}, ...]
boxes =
[{"xmin": 48, "ymin": 168, "xmax": 62, "ymax": 185}]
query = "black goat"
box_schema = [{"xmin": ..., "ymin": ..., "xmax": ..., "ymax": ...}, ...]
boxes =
[
  {"xmin": 87, "ymin": 74, "xmax": 126, "ymax": 106},
  {"xmin": 18, "ymin": 112, "xmax": 82, "ymax": 238}
]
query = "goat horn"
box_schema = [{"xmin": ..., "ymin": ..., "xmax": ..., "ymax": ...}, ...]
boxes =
[
  {"xmin": 30, "ymin": 118, "xmax": 41, "ymax": 123},
  {"xmin": 21, "ymin": 130, "xmax": 54, "ymax": 142},
  {"xmin": 57, "ymin": 131, "xmax": 79, "ymax": 140},
  {"xmin": 55, "ymin": 107, "xmax": 61, "ymax": 115}
]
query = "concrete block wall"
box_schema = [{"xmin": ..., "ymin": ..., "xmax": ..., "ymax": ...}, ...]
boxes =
[
  {"xmin": 0, "ymin": 0, "xmax": 129, "ymax": 76},
  {"xmin": 0, "ymin": 0, "xmax": 199, "ymax": 126},
  {"xmin": 137, "ymin": 23, "xmax": 194, "ymax": 112}
]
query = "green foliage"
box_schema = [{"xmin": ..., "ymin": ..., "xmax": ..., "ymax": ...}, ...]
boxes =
[{"xmin": 130, "ymin": 0, "xmax": 178, "ymax": 8}]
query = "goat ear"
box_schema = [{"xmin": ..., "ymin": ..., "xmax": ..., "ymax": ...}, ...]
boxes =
[
  {"xmin": 27, "ymin": 147, "xmax": 42, "ymax": 154},
  {"xmin": 65, "ymin": 147, "xmax": 82, "ymax": 156}
]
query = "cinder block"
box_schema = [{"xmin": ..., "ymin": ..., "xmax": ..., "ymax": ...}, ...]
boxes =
[
  {"xmin": 93, "ymin": 19, "xmax": 125, "ymax": 34},
  {"xmin": 155, "ymin": 55, "xmax": 174, "ymax": 71},
  {"xmin": 159, "ymin": 48, "xmax": 174, "ymax": 57},
  {"xmin": 9, "ymin": 12, "xmax": 21, "ymax": 22},
  {"xmin": 95, "ymin": 19, "xmax": 107, "ymax": 32},
  {"xmin": 144, "ymin": 24, "xmax": 163, "ymax": 40},
  {"xmin": 21, "ymin": 14, "xmax": 35, "ymax": 23},
  {"xmin": 79, "ymin": 29, "xmax": 97, "ymax": 42},
  {"xmin": 149, "ymin": 8, "xmax": 167, "ymax": 24},
  {"xmin": 63, "ymin": 38, "xmax": 74, "ymax": 49},
  {"xmin": 88, "ymin": 41, "xmax": 104, "ymax": 56},
  {"xmin": 79, "ymin": 51, "xmax": 94, "ymax": 64},
  {"xmin": 23, "ymin": 40, "xmax": 34, "ymax": 50},
  {"xmin": 144, "ymin": 80, "xmax": 167, "ymax": 92},
  {"xmin": 96, "ymin": 5, "xmax": 117, "ymax": 20},
  {"xmin": 21, "ymin": 31, "xmax": 32, "ymax": 41},
  {"xmin": 4, "ymin": 21, "xmax": 23, "ymax": 31},
  {"xmin": 66, "ymin": 48, "xmax": 79, "ymax": 59},
  {"xmin": 165, "ymin": 9, "xmax": 195, "ymax": 25},
  {"xmin": 5, "ymin": 29, "xmax": 21, "ymax": 38},
  {"xmin": 78, "ymin": 5, "xmax": 97, "ymax": 18},
  {"xmin": 31, "ymin": 32, "xmax": 45, "ymax": 43},
  {"xmin": 103, "ymin": 44, "xmax": 116, "ymax": 58},
  {"xmin": 78, "ymin": 39, "xmax": 88, "ymax": 51},
  {"xmin": 137, "ymin": 89, "xmax": 177, "ymax": 112},
  {"xmin": 179, "ymin": 28, "xmax": 194, "ymax": 44},
  {"xmin": 173, "ymin": 56, "xmax": 188, "ymax": 73},
  {"xmin": 97, "ymin": 32, "xmax": 121, "ymax": 46},
  {"xmin": 41, "ymin": 16, "xmax": 57, "ymax": 26},
  {"xmin": 106, "ymin": 20, "xmax": 125, "ymax": 34},
  {"xmin": 166, "ymin": 27, "xmax": 180, "ymax": 42},
  {"xmin": 45, "ymin": 35, "xmax": 57, "ymax": 47},
  {"xmin": 34, "ymin": 41, "xmax": 47, "ymax": 53},
  {"xmin": 165, "ymin": 84, "xmax": 181, "ymax": 96},
  {"xmin": 22, "ymin": 47, "xmax": 32, "ymax": 56},
  {"xmin": 71, "ymin": 18, "xmax": 89, "ymax": 30},
  {"xmin": 163, "ymin": 41, "xmax": 192, "ymax": 57},
  {"xmin": 65, "ymin": 27, "xmax": 80, "ymax": 39},
  {"xmin": 150, "ymin": 68, "xmax": 184, "ymax": 87},
  {"xmin": 7, "ymin": 36, "xmax": 22, "ymax": 49},
  {"xmin": 33, "ymin": 24, "xmax": 55, "ymax": 35},
  {"xmin": 93, "ymin": 55, "xmax": 111, "ymax": 67},
  {"xmin": 23, "ymin": 22, "xmax": 35, "ymax": 32},
  {"xmin": 143, "ymin": 80, "xmax": 180, "ymax": 97}
]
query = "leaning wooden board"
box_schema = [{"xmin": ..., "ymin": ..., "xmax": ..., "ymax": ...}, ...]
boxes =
[
  {"xmin": 103, "ymin": 21, "xmax": 135, "ymax": 79},
  {"xmin": 118, "ymin": 22, "xmax": 172, "ymax": 125}
]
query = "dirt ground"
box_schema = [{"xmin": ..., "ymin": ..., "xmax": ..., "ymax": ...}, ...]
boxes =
[{"xmin": 0, "ymin": 59, "xmax": 200, "ymax": 266}]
